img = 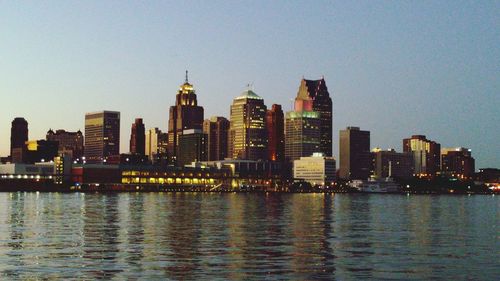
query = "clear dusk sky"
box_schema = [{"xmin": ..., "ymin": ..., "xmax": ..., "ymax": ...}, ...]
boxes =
[{"xmin": 1, "ymin": 1, "xmax": 499, "ymax": 168}]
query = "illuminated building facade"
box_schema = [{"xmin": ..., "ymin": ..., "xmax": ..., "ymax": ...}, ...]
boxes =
[
  {"xmin": 228, "ymin": 90, "xmax": 267, "ymax": 160},
  {"xmin": 84, "ymin": 111, "xmax": 120, "ymax": 164},
  {"xmin": 298, "ymin": 78, "xmax": 333, "ymax": 157},
  {"xmin": 46, "ymin": 129, "xmax": 84, "ymax": 160},
  {"xmin": 167, "ymin": 72, "xmax": 204, "ymax": 165},
  {"xmin": 293, "ymin": 153, "xmax": 336, "ymax": 186},
  {"xmin": 203, "ymin": 116, "xmax": 229, "ymax": 161},
  {"xmin": 10, "ymin": 117, "xmax": 28, "ymax": 158},
  {"xmin": 266, "ymin": 104, "xmax": 284, "ymax": 162},
  {"xmin": 339, "ymin": 127, "xmax": 371, "ymax": 180},
  {"xmin": 285, "ymin": 88, "xmax": 320, "ymax": 162},
  {"xmin": 403, "ymin": 135, "xmax": 440, "ymax": 177},
  {"xmin": 441, "ymin": 147, "xmax": 475, "ymax": 179},
  {"xmin": 129, "ymin": 118, "xmax": 145, "ymax": 155}
]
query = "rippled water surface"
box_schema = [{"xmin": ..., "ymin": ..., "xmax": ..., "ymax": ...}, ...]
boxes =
[{"xmin": 0, "ymin": 192, "xmax": 498, "ymax": 280}]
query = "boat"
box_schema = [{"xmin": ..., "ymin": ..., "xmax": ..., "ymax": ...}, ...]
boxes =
[
  {"xmin": 349, "ymin": 177, "xmax": 401, "ymax": 193},
  {"xmin": 348, "ymin": 161, "xmax": 401, "ymax": 193}
]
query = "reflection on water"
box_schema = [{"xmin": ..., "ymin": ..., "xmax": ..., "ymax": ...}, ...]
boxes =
[{"xmin": 0, "ymin": 192, "xmax": 497, "ymax": 280}]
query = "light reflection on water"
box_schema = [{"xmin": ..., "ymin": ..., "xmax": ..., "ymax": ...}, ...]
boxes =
[{"xmin": 0, "ymin": 192, "xmax": 497, "ymax": 280}]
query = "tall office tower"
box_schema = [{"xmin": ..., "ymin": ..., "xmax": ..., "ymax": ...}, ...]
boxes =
[
  {"xmin": 167, "ymin": 71, "xmax": 204, "ymax": 164},
  {"xmin": 372, "ymin": 148, "xmax": 414, "ymax": 179},
  {"xmin": 129, "ymin": 118, "xmax": 145, "ymax": 155},
  {"xmin": 145, "ymin": 128, "xmax": 161, "ymax": 161},
  {"xmin": 228, "ymin": 89, "xmax": 267, "ymax": 160},
  {"xmin": 177, "ymin": 129, "xmax": 207, "ymax": 166},
  {"xmin": 441, "ymin": 147, "xmax": 475, "ymax": 180},
  {"xmin": 403, "ymin": 135, "xmax": 441, "ymax": 178},
  {"xmin": 203, "ymin": 116, "xmax": 229, "ymax": 161},
  {"xmin": 46, "ymin": 129, "xmax": 84, "ymax": 160},
  {"xmin": 84, "ymin": 111, "xmax": 120, "ymax": 163},
  {"xmin": 285, "ymin": 92, "xmax": 320, "ymax": 162},
  {"xmin": 10, "ymin": 117, "xmax": 28, "ymax": 157},
  {"xmin": 266, "ymin": 104, "xmax": 285, "ymax": 161},
  {"xmin": 339, "ymin": 127, "xmax": 371, "ymax": 180},
  {"xmin": 297, "ymin": 78, "xmax": 333, "ymax": 156}
]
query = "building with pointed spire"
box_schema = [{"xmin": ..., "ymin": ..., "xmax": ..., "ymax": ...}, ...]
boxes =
[
  {"xmin": 297, "ymin": 78, "xmax": 333, "ymax": 157},
  {"xmin": 285, "ymin": 87, "xmax": 321, "ymax": 162},
  {"xmin": 167, "ymin": 71, "xmax": 204, "ymax": 165},
  {"xmin": 228, "ymin": 89, "xmax": 267, "ymax": 160}
]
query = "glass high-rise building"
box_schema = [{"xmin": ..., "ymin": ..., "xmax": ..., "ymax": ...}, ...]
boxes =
[
  {"xmin": 228, "ymin": 90, "xmax": 267, "ymax": 160},
  {"xmin": 167, "ymin": 72, "xmax": 204, "ymax": 165},
  {"xmin": 297, "ymin": 78, "xmax": 333, "ymax": 157},
  {"xmin": 84, "ymin": 111, "xmax": 120, "ymax": 163}
]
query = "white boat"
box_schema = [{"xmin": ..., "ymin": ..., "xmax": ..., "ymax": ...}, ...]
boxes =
[
  {"xmin": 349, "ymin": 177, "xmax": 401, "ymax": 193},
  {"xmin": 348, "ymin": 161, "xmax": 401, "ymax": 193}
]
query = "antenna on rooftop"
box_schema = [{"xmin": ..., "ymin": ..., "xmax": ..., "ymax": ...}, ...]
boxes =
[{"xmin": 185, "ymin": 70, "xmax": 189, "ymax": 83}]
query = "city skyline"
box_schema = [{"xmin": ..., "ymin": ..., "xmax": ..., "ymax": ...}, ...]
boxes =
[{"xmin": 1, "ymin": 2, "xmax": 498, "ymax": 168}]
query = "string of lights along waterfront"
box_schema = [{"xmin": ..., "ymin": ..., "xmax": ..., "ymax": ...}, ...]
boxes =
[{"xmin": 1, "ymin": 72, "xmax": 497, "ymax": 193}]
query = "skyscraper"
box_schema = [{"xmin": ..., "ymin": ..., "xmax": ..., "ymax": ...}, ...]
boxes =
[
  {"xmin": 84, "ymin": 111, "xmax": 120, "ymax": 163},
  {"xmin": 403, "ymin": 135, "xmax": 441, "ymax": 178},
  {"xmin": 145, "ymin": 128, "xmax": 160, "ymax": 162},
  {"xmin": 167, "ymin": 71, "xmax": 204, "ymax": 165},
  {"xmin": 228, "ymin": 89, "xmax": 267, "ymax": 160},
  {"xmin": 203, "ymin": 116, "xmax": 229, "ymax": 161},
  {"xmin": 285, "ymin": 92, "xmax": 320, "ymax": 162},
  {"xmin": 46, "ymin": 129, "xmax": 84, "ymax": 160},
  {"xmin": 177, "ymin": 129, "xmax": 207, "ymax": 166},
  {"xmin": 339, "ymin": 127, "xmax": 371, "ymax": 180},
  {"xmin": 297, "ymin": 78, "xmax": 333, "ymax": 157},
  {"xmin": 129, "ymin": 118, "xmax": 145, "ymax": 155},
  {"xmin": 266, "ymin": 104, "xmax": 285, "ymax": 162},
  {"xmin": 10, "ymin": 117, "xmax": 28, "ymax": 157}
]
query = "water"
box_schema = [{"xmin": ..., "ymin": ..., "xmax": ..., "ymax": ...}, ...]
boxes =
[{"xmin": 0, "ymin": 192, "xmax": 498, "ymax": 280}]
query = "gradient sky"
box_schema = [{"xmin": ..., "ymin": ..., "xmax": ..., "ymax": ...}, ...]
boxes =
[{"xmin": 1, "ymin": 1, "xmax": 499, "ymax": 168}]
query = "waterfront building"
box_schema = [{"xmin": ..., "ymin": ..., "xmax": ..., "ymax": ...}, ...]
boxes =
[
  {"xmin": 129, "ymin": 118, "xmax": 145, "ymax": 155},
  {"xmin": 84, "ymin": 111, "xmax": 120, "ymax": 164},
  {"xmin": 10, "ymin": 117, "xmax": 28, "ymax": 158},
  {"xmin": 177, "ymin": 129, "xmax": 207, "ymax": 167},
  {"xmin": 339, "ymin": 127, "xmax": 371, "ymax": 180},
  {"xmin": 46, "ymin": 129, "xmax": 84, "ymax": 160},
  {"xmin": 293, "ymin": 152, "xmax": 336, "ymax": 186},
  {"xmin": 203, "ymin": 116, "xmax": 229, "ymax": 161},
  {"xmin": 297, "ymin": 78, "xmax": 333, "ymax": 156},
  {"xmin": 403, "ymin": 135, "xmax": 440, "ymax": 178},
  {"xmin": 266, "ymin": 104, "xmax": 285, "ymax": 162},
  {"xmin": 228, "ymin": 89, "xmax": 267, "ymax": 160},
  {"xmin": 371, "ymin": 148, "xmax": 414, "ymax": 179},
  {"xmin": 285, "ymin": 91, "xmax": 320, "ymax": 161},
  {"xmin": 167, "ymin": 72, "xmax": 204, "ymax": 165},
  {"xmin": 441, "ymin": 147, "xmax": 475, "ymax": 180}
]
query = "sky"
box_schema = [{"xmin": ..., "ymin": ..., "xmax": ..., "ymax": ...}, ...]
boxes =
[{"xmin": 0, "ymin": 1, "xmax": 499, "ymax": 168}]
